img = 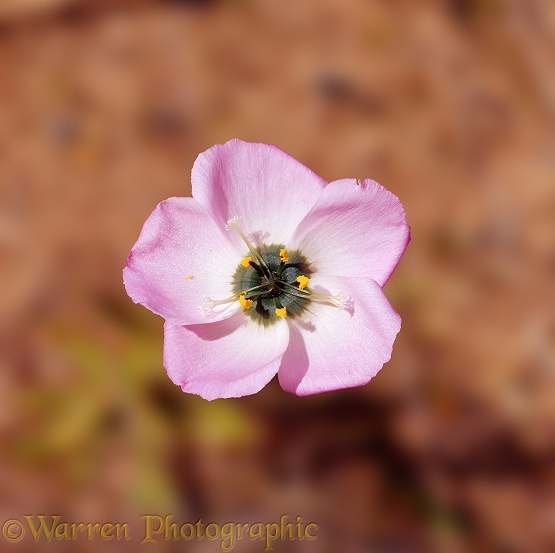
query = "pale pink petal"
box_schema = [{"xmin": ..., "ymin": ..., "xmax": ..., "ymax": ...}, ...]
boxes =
[
  {"xmin": 278, "ymin": 275, "xmax": 401, "ymax": 396},
  {"xmin": 163, "ymin": 316, "xmax": 289, "ymax": 400},
  {"xmin": 191, "ymin": 139, "xmax": 326, "ymax": 248},
  {"xmin": 124, "ymin": 197, "xmax": 242, "ymax": 325},
  {"xmin": 290, "ymin": 178, "xmax": 410, "ymax": 287}
]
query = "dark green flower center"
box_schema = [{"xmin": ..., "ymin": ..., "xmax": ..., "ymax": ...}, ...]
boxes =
[{"xmin": 232, "ymin": 244, "xmax": 312, "ymax": 326}]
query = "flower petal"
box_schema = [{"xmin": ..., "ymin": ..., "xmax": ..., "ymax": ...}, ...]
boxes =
[
  {"xmin": 123, "ymin": 197, "xmax": 241, "ymax": 325},
  {"xmin": 278, "ymin": 276, "xmax": 401, "ymax": 396},
  {"xmin": 290, "ymin": 178, "xmax": 410, "ymax": 286},
  {"xmin": 191, "ymin": 139, "xmax": 326, "ymax": 247},
  {"xmin": 163, "ymin": 316, "xmax": 290, "ymax": 400}
]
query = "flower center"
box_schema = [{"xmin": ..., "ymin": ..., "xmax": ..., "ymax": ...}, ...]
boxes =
[
  {"xmin": 200, "ymin": 217, "xmax": 348, "ymax": 325},
  {"xmin": 232, "ymin": 243, "xmax": 313, "ymax": 325}
]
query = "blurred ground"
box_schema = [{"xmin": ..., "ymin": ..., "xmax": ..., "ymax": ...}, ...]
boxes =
[{"xmin": 0, "ymin": 0, "xmax": 554, "ymax": 551}]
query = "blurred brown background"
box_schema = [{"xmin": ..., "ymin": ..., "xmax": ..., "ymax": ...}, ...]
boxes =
[{"xmin": 1, "ymin": 0, "xmax": 554, "ymax": 551}]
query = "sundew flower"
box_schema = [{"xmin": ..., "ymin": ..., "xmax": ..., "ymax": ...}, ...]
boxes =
[{"xmin": 124, "ymin": 139, "xmax": 410, "ymax": 400}]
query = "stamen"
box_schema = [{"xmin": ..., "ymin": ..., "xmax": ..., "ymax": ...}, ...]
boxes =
[
  {"xmin": 296, "ymin": 275, "xmax": 309, "ymax": 289},
  {"xmin": 275, "ymin": 307, "xmax": 287, "ymax": 318},
  {"xmin": 240, "ymin": 256, "xmax": 253, "ymax": 267},
  {"xmin": 279, "ymin": 249, "xmax": 289, "ymax": 263},
  {"xmin": 239, "ymin": 293, "xmax": 253, "ymax": 309}
]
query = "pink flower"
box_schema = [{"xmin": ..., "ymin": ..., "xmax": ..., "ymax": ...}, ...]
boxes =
[{"xmin": 124, "ymin": 139, "xmax": 410, "ymax": 400}]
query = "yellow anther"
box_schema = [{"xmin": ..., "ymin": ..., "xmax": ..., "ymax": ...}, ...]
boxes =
[
  {"xmin": 240, "ymin": 256, "xmax": 253, "ymax": 268},
  {"xmin": 296, "ymin": 275, "xmax": 309, "ymax": 289},
  {"xmin": 275, "ymin": 307, "xmax": 287, "ymax": 318},
  {"xmin": 279, "ymin": 249, "xmax": 289, "ymax": 263},
  {"xmin": 239, "ymin": 294, "xmax": 253, "ymax": 309}
]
